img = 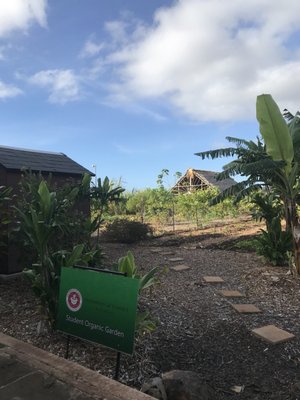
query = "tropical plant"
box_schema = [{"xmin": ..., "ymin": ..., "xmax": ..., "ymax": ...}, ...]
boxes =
[
  {"xmin": 91, "ymin": 176, "xmax": 125, "ymax": 241},
  {"xmin": 196, "ymin": 136, "xmax": 280, "ymax": 204},
  {"xmin": 91, "ymin": 176, "xmax": 125, "ymax": 221},
  {"xmin": 255, "ymin": 217, "xmax": 293, "ymax": 266},
  {"xmin": 196, "ymin": 94, "xmax": 300, "ymax": 272},
  {"xmin": 112, "ymin": 251, "xmax": 160, "ymax": 334},
  {"xmin": 16, "ymin": 178, "xmax": 103, "ymax": 325},
  {"xmin": 176, "ymin": 189, "xmax": 212, "ymax": 227},
  {"xmin": 255, "ymin": 95, "xmax": 300, "ymax": 272},
  {"xmin": 250, "ymin": 192, "xmax": 284, "ymax": 233}
]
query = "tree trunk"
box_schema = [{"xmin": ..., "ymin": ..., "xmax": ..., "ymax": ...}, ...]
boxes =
[
  {"xmin": 285, "ymin": 197, "xmax": 300, "ymax": 275},
  {"xmin": 293, "ymin": 224, "xmax": 300, "ymax": 275},
  {"xmin": 284, "ymin": 197, "xmax": 294, "ymax": 233}
]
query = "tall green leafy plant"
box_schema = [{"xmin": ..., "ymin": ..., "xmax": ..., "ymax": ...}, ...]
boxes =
[
  {"xmin": 251, "ymin": 186, "xmax": 292, "ymax": 265},
  {"xmin": 91, "ymin": 176, "xmax": 125, "ymax": 221},
  {"xmin": 91, "ymin": 176, "xmax": 125, "ymax": 241},
  {"xmin": 16, "ymin": 178, "xmax": 103, "ymax": 325},
  {"xmin": 16, "ymin": 181, "xmax": 66, "ymax": 324},
  {"xmin": 113, "ymin": 251, "xmax": 160, "ymax": 334},
  {"xmin": 251, "ymin": 192, "xmax": 284, "ymax": 233},
  {"xmin": 196, "ymin": 94, "xmax": 300, "ymax": 272},
  {"xmin": 256, "ymin": 94, "xmax": 300, "ymax": 272},
  {"xmin": 255, "ymin": 217, "xmax": 293, "ymax": 266}
]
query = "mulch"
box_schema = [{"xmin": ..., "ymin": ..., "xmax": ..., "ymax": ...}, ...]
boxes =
[{"xmin": 1, "ymin": 219, "xmax": 300, "ymax": 399}]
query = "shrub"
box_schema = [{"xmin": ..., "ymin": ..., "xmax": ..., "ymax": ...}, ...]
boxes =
[
  {"xmin": 103, "ymin": 219, "xmax": 153, "ymax": 243},
  {"xmin": 255, "ymin": 217, "xmax": 293, "ymax": 266}
]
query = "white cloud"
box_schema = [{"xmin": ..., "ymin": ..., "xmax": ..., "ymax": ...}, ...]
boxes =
[
  {"xmin": 29, "ymin": 69, "xmax": 81, "ymax": 104},
  {"xmin": 0, "ymin": 81, "xmax": 22, "ymax": 98},
  {"xmin": 79, "ymin": 38, "xmax": 105, "ymax": 58},
  {"xmin": 102, "ymin": 0, "xmax": 300, "ymax": 121},
  {"xmin": 0, "ymin": 0, "xmax": 47, "ymax": 37}
]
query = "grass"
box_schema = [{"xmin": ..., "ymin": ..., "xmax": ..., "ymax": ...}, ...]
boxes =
[{"xmin": 234, "ymin": 238, "xmax": 258, "ymax": 251}]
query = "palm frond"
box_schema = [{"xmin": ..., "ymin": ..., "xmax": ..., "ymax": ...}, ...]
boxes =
[
  {"xmin": 209, "ymin": 181, "xmax": 262, "ymax": 206},
  {"xmin": 225, "ymin": 136, "xmax": 251, "ymax": 147},
  {"xmin": 283, "ymin": 109, "xmax": 294, "ymax": 121},
  {"xmin": 209, "ymin": 181, "xmax": 248, "ymax": 205},
  {"xmin": 234, "ymin": 183, "xmax": 263, "ymax": 203},
  {"xmin": 218, "ymin": 161, "xmax": 243, "ymax": 179},
  {"xmin": 195, "ymin": 147, "xmax": 237, "ymax": 160},
  {"xmin": 241, "ymin": 159, "xmax": 285, "ymax": 177}
]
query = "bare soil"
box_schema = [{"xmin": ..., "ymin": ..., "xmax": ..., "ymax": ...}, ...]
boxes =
[{"xmin": 1, "ymin": 216, "xmax": 300, "ymax": 399}]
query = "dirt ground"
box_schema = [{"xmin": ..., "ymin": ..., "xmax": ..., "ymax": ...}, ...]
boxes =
[{"xmin": 1, "ymin": 216, "xmax": 300, "ymax": 399}]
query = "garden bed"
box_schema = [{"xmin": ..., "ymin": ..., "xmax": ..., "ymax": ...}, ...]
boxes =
[{"xmin": 1, "ymin": 218, "xmax": 300, "ymax": 399}]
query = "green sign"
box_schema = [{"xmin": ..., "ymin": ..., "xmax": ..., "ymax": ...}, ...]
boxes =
[{"xmin": 56, "ymin": 267, "xmax": 139, "ymax": 355}]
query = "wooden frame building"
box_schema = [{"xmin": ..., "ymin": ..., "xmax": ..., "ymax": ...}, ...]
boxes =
[{"xmin": 172, "ymin": 168, "xmax": 236, "ymax": 194}]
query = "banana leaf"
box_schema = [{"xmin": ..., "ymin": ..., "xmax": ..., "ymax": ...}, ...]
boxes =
[{"xmin": 256, "ymin": 94, "xmax": 294, "ymax": 172}]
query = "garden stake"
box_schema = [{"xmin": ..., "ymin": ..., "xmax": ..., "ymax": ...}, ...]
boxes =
[{"xmin": 114, "ymin": 352, "xmax": 121, "ymax": 380}]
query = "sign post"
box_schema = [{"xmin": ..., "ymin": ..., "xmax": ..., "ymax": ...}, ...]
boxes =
[{"xmin": 57, "ymin": 267, "xmax": 140, "ymax": 359}]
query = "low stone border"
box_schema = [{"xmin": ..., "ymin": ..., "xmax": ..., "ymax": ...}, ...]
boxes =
[{"xmin": 0, "ymin": 332, "xmax": 154, "ymax": 400}]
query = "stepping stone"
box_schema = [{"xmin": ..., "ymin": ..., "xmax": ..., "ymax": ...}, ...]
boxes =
[
  {"xmin": 168, "ymin": 257, "xmax": 184, "ymax": 262},
  {"xmin": 171, "ymin": 264, "xmax": 190, "ymax": 272},
  {"xmin": 231, "ymin": 304, "xmax": 262, "ymax": 313},
  {"xmin": 203, "ymin": 276, "xmax": 224, "ymax": 283},
  {"xmin": 219, "ymin": 290, "xmax": 244, "ymax": 297},
  {"xmin": 252, "ymin": 325, "xmax": 295, "ymax": 344}
]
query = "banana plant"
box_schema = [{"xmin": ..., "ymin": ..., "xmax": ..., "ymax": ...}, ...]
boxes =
[
  {"xmin": 256, "ymin": 94, "xmax": 300, "ymax": 273},
  {"xmin": 256, "ymin": 94, "xmax": 294, "ymax": 173}
]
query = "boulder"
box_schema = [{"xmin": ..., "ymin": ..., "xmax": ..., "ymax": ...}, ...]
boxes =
[
  {"xmin": 142, "ymin": 370, "xmax": 217, "ymax": 400},
  {"xmin": 162, "ymin": 370, "xmax": 217, "ymax": 400},
  {"xmin": 141, "ymin": 377, "xmax": 167, "ymax": 400}
]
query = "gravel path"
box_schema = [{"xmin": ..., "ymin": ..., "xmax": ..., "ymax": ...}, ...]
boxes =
[{"xmin": 1, "ymin": 220, "xmax": 300, "ymax": 399}]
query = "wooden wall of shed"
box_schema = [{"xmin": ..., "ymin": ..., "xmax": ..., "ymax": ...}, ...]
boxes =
[
  {"xmin": 0, "ymin": 169, "xmax": 91, "ymax": 275},
  {"xmin": 0, "ymin": 165, "xmax": 7, "ymax": 186}
]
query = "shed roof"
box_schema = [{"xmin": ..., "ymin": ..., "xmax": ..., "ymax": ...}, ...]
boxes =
[{"xmin": 0, "ymin": 145, "xmax": 93, "ymax": 175}]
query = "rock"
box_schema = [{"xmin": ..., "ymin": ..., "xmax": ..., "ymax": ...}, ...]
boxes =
[
  {"xmin": 141, "ymin": 377, "xmax": 168, "ymax": 400},
  {"xmin": 270, "ymin": 276, "xmax": 280, "ymax": 282},
  {"xmin": 162, "ymin": 370, "xmax": 217, "ymax": 400},
  {"xmin": 37, "ymin": 320, "xmax": 49, "ymax": 336},
  {"xmin": 230, "ymin": 385, "xmax": 245, "ymax": 393}
]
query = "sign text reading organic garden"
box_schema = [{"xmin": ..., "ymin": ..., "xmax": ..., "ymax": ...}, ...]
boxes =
[{"xmin": 56, "ymin": 267, "xmax": 139, "ymax": 355}]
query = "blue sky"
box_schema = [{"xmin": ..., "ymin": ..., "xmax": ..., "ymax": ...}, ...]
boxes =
[{"xmin": 0, "ymin": 1, "xmax": 300, "ymax": 190}]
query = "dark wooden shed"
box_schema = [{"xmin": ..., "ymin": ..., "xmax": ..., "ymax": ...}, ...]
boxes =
[{"xmin": 0, "ymin": 145, "xmax": 93, "ymax": 275}]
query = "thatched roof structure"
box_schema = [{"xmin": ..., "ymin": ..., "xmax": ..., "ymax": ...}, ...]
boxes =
[{"xmin": 172, "ymin": 168, "xmax": 236, "ymax": 194}]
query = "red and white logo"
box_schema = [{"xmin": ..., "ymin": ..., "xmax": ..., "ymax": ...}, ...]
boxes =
[{"xmin": 66, "ymin": 289, "xmax": 82, "ymax": 312}]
